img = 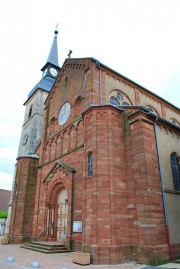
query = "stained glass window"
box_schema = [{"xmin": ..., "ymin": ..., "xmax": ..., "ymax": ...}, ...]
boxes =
[
  {"xmin": 88, "ymin": 152, "xmax": 93, "ymax": 177},
  {"xmin": 170, "ymin": 153, "xmax": 180, "ymax": 191}
]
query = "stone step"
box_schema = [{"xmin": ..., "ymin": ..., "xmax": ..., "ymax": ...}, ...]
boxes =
[{"xmin": 20, "ymin": 241, "xmax": 69, "ymax": 254}]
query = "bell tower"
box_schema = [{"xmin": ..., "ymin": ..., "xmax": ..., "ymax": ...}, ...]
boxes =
[
  {"xmin": 17, "ymin": 29, "xmax": 60, "ymax": 157},
  {"xmin": 5, "ymin": 29, "xmax": 60, "ymax": 243}
]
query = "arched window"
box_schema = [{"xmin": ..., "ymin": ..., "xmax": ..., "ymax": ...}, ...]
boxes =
[
  {"xmin": 146, "ymin": 106, "xmax": 158, "ymax": 115},
  {"xmin": 170, "ymin": 118, "xmax": 179, "ymax": 126},
  {"xmin": 28, "ymin": 105, "xmax": 33, "ymax": 119},
  {"xmin": 170, "ymin": 153, "xmax": 180, "ymax": 191},
  {"xmin": 109, "ymin": 91, "xmax": 131, "ymax": 106},
  {"xmin": 88, "ymin": 152, "xmax": 93, "ymax": 177},
  {"xmin": 117, "ymin": 92, "xmax": 123, "ymax": 101}
]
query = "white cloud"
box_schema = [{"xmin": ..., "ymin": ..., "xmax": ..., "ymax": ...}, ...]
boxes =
[
  {"xmin": 0, "ymin": 0, "xmax": 179, "ymax": 189},
  {"xmin": 0, "ymin": 172, "xmax": 14, "ymax": 191}
]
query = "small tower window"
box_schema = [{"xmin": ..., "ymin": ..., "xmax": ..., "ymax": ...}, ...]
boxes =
[
  {"xmin": 28, "ymin": 105, "xmax": 33, "ymax": 119},
  {"xmin": 170, "ymin": 153, "xmax": 180, "ymax": 191},
  {"xmin": 88, "ymin": 152, "xmax": 93, "ymax": 177}
]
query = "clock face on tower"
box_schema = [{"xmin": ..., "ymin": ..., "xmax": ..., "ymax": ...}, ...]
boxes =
[
  {"xmin": 49, "ymin": 67, "xmax": 58, "ymax": 77},
  {"xmin": 58, "ymin": 102, "xmax": 71, "ymax": 125}
]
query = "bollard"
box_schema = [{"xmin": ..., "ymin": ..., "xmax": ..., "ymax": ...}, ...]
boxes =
[
  {"xmin": 6, "ymin": 257, "xmax": 15, "ymax": 262},
  {"xmin": 31, "ymin": 261, "xmax": 40, "ymax": 268}
]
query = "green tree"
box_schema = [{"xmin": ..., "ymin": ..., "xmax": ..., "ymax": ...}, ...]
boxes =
[{"xmin": 0, "ymin": 211, "xmax": 8, "ymax": 218}]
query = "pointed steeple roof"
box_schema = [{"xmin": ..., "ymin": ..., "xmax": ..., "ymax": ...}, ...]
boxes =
[
  {"xmin": 41, "ymin": 29, "xmax": 60, "ymax": 70},
  {"xmin": 46, "ymin": 29, "xmax": 60, "ymax": 67},
  {"xmin": 26, "ymin": 29, "xmax": 60, "ymax": 101}
]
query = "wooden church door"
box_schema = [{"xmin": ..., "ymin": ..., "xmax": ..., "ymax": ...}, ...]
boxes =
[{"xmin": 57, "ymin": 188, "xmax": 68, "ymax": 242}]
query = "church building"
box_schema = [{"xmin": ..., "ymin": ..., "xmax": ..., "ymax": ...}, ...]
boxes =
[{"xmin": 6, "ymin": 30, "xmax": 180, "ymax": 265}]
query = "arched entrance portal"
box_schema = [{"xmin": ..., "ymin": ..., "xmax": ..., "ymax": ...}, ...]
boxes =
[
  {"xmin": 43, "ymin": 160, "xmax": 76, "ymax": 242},
  {"xmin": 45, "ymin": 186, "xmax": 68, "ymax": 242},
  {"xmin": 57, "ymin": 188, "xmax": 68, "ymax": 242}
]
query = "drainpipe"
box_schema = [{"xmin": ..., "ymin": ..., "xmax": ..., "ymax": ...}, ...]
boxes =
[
  {"xmin": 96, "ymin": 61, "xmax": 102, "ymax": 105},
  {"xmin": 153, "ymin": 117, "xmax": 172, "ymax": 262},
  {"xmin": 70, "ymin": 172, "xmax": 75, "ymax": 251}
]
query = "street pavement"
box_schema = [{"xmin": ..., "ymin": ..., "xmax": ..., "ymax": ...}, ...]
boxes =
[{"xmin": 0, "ymin": 240, "xmax": 180, "ymax": 269}]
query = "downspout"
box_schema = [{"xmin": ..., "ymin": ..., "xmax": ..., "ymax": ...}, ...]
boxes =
[
  {"xmin": 153, "ymin": 118, "xmax": 172, "ymax": 262},
  {"xmin": 70, "ymin": 171, "xmax": 75, "ymax": 251},
  {"xmin": 96, "ymin": 61, "xmax": 102, "ymax": 105}
]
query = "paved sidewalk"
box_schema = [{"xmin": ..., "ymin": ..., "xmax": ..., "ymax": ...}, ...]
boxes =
[{"xmin": 0, "ymin": 242, "xmax": 180, "ymax": 269}]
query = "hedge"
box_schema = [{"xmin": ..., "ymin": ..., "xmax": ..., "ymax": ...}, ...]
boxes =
[{"xmin": 0, "ymin": 211, "xmax": 8, "ymax": 218}]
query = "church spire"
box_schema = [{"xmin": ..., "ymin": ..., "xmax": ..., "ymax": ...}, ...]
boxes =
[
  {"xmin": 46, "ymin": 28, "xmax": 60, "ymax": 68},
  {"xmin": 41, "ymin": 27, "xmax": 60, "ymax": 71},
  {"xmin": 27, "ymin": 29, "xmax": 60, "ymax": 100}
]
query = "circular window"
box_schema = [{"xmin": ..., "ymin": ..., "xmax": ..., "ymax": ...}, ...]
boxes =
[
  {"xmin": 109, "ymin": 96, "xmax": 120, "ymax": 106},
  {"xmin": 58, "ymin": 102, "xmax": 71, "ymax": 125}
]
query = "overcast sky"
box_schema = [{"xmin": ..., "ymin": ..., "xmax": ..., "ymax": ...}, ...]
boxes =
[{"xmin": 0, "ymin": 0, "xmax": 180, "ymax": 190}]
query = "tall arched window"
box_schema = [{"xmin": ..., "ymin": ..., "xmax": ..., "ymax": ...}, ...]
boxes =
[
  {"xmin": 88, "ymin": 152, "xmax": 93, "ymax": 177},
  {"xmin": 170, "ymin": 153, "xmax": 180, "ymax": 191}
]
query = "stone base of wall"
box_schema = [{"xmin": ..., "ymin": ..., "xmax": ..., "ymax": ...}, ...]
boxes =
[
  {"xmin": 71, "ymin": 240, "xmax": 82, "ymax": 252},
  {"xmin": 85, "ymin": 244, "xmax": 170, "ymax": 265},
  {"xmin": 8, "ymin": 235, "xmax": 25, "ymax": 244},
  {"xmin": 6, "ymin": 236, "xmax": 173, "ymax": 266},
  {"xmin": 171, "ymin": 243, "xmax": 180, "ymax": 261},
  {"xmin": 135, "ymin": 245, "xmax": 170, "ymax": 265}
]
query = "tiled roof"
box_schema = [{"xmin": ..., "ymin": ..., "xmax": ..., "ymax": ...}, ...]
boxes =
[{"xmin": 0, "ymin": 189, "xmax": 11, "ymax": 211}]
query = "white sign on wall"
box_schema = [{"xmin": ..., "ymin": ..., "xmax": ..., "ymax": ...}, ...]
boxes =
[{"xmin": 73, "ymin": 221, "xmax": 82, "ymax": 232}]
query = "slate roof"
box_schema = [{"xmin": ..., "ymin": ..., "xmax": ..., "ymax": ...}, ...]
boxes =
[
  {"xmin": 0, "ymin": 189, "xmax": 11, "ymax": 211},
  {"xmin": 27, "ymin": 75, "xmax": 56, "ymax": 100},
  {"xmin": 45, "ymin": 30, "xmax": 60, "ymax": 68},
  {"xmin": 26, "ymin": 30, "xmax": 60, "ymax": 101}
]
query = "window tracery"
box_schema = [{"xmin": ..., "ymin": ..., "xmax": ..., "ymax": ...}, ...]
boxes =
[
  {"xmin": 109, "ymin": 91, "xmax": 130, "ymax": 106},
  {"xmin": 170, "ymin": 153, "xmax": 180, "ymax": 191}
]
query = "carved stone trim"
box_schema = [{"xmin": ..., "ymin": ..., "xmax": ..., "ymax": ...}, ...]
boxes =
[{"xmin": 43, "ymin": 160, "xmax": 76, "ymax": 183}]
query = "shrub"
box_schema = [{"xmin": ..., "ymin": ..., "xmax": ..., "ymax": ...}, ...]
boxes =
[{"xmin": 0, "ymin": 211, "xmax": 8, "ymax": 218}]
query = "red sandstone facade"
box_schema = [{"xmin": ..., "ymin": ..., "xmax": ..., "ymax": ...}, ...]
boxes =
[{"xmin": 9, "ymin": 58, "xmax": 180, "ymax": 265}]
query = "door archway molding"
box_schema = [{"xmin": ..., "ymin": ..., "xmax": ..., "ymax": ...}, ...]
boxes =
[{"xmin": 43, "ymin": 160, "xmax": 76, "ymax": 184}]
